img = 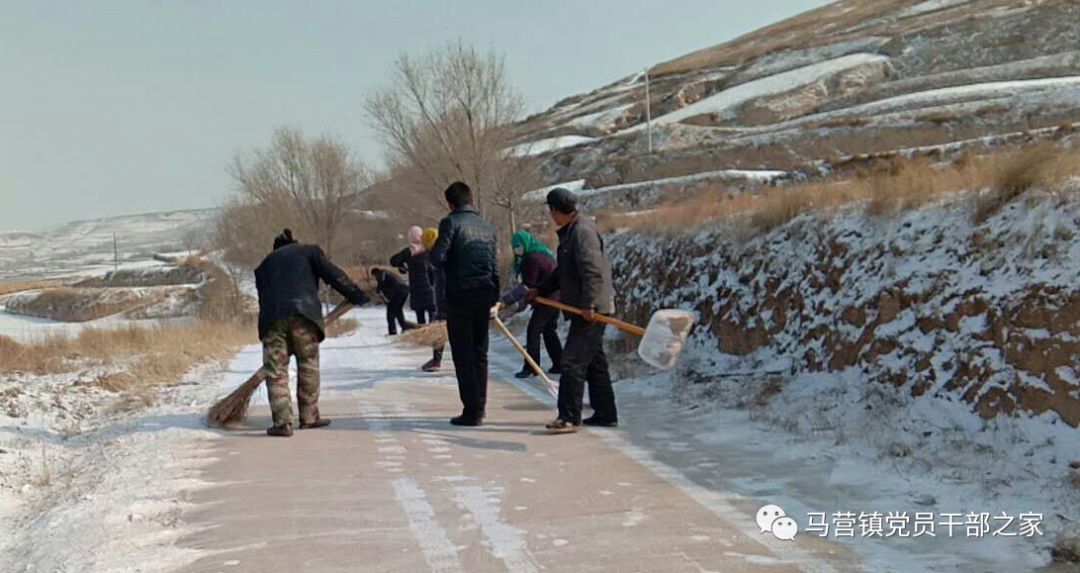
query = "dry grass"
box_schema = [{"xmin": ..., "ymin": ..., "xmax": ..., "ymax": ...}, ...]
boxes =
[
  {"xmin": 601, "ymin": 145, "xmax": 1080, "ymax": 235},
  {"xmin": 971, "ymin": 142, "xmax": 1077, "ymax": 222},
  {"xmin": 0, "ymin": 321, "xmax": 254, "ymax": 387},
  {"xmin": 4, "ymin": 287, "xmax": 160, "ymax": 322},
  {"xmin": 0, "ymin": 279, "xmax": 65, "ymax": 297}
]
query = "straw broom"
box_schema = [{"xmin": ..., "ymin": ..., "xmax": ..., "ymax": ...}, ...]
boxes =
[
  {"xmin": 394, "ymin": 321, "xmax": 447, "ymax": 348},
  {"xmin": 207, "ymin": 301, "xmax": 354, "ymax": 428}
]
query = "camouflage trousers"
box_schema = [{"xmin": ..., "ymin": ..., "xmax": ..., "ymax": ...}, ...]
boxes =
[{"xmin": 262, "ymin": 317, "xmax": 321, "ymax": 427}]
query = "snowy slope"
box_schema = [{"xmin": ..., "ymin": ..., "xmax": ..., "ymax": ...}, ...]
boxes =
[
  {"xmin": 0, "ymin": 208, "xmax": 216, "ymax": 281},
  {"xmin": 511, "ymin": 0, "xmax": 1080, "ymax": 194}
]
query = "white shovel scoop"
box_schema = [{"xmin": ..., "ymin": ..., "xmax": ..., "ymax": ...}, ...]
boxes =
[{"xmin": 534, "ymin": 297, "xmax": 695, "ymax": 370}]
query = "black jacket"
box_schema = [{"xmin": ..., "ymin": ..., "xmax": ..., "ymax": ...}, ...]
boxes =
[
  {"xmin": 429, "ymin": 205, "xmax": 499, "ymax": 306},
  {"xmin": 389, "ymin": 248, "xmax": 436, "ymax": 311},
  {"xmin": 254, "ymin": 244, "xmax": 368, "ymax": 341},
  {"xmin": 538, "ymin": 214, "xmax": 615, "ymax": 314},
  {"xmin": 374, "ymin": 270, "xmax": 409, "ymax": 301}
]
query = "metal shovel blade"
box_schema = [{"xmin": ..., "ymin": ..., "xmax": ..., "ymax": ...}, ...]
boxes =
[{"xmin": 637, "ymin": 309, "xmax": 696, "ymax": 370}]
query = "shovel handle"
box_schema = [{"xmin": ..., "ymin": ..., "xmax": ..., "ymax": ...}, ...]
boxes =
[{"xmin": 533, "ymin": 296, "xmax": 646, "ymax": 337}]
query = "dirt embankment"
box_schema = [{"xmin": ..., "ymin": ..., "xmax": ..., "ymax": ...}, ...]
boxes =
[
  {"xmin": 609, "ymin": 185, "xmax": 1080, "ymax": 427},
  {"xmin": 2, "ymin": 263, "xmax": 210, "ymax": 323}
]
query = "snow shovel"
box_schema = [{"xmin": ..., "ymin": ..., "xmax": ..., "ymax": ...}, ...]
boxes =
[
  {"xmin": 533, "ymin": 296, "xmax": 694, "ymax": 370},
  {"xmin": 490, "ymin": 313, "xmax": 559, "ymax": 399}
]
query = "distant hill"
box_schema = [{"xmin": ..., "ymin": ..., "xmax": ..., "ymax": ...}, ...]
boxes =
[
  {"xmin": 0, "ymin": 208, "xmax": 217, "ymax": 281},
  {"xmin": 515, "ymin": 0, "xmax": 1080, "ymax": 196}
]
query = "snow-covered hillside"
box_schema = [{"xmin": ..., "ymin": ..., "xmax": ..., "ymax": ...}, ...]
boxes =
[
  {"xmin": 0, "ymin": 209, "xmax": 216, "ymax": 282},
  {"xmin": 604, "ymin": 182, "xmax": 1080, "ymax": 566},
  {"xmin": 514, "ymin": 0, "xmax": 1080, "ymax": 196}
]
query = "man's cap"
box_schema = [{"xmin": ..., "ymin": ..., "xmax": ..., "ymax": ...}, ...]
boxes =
[{"xmin": 545, "ymin": 187, "xmax": 577, "ymax": 214}]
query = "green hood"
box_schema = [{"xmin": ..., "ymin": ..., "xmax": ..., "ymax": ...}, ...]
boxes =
[{"xmin": 510, "ymin": 230, "xmax": 555, "ymax": 276}]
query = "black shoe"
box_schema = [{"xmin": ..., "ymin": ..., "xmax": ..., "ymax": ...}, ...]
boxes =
[
  {"xmin": 515, "ymin": 369, "xmax": 536, "ymax": 379},
  {"xmin": 299, "ymin": 418, "xmax": 332, "ymax": 430},
  {"xmin": 266, "ymin": 424, "xmax": 294, "ymax": 437},
  {"xmin": 450, "ymin": 415, "xmax": 483, "ymax": 427},
  {"xmin": 583, "ymin": 416, "xmax": 618, "ymax": 428},
  {"xmin": 548, "ymin": 366, "xmax": 562, "ymax": 375}
]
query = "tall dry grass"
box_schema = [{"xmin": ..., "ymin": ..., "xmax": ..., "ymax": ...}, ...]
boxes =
[
  {"xmin": 0, "ymin": 279, "xmax": 65, "ymax": 297},
  {"xmin": 601, "ymin": 145, "xmax": 1080, "ymax": 235},
  {"xmin": 0, "ymin": 322, "xmax": 254, "ymax": 387}
]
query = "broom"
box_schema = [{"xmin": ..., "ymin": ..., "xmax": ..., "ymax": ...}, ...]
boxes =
[
  {"xmin": 207, "ymin": 301, "xmax": 355, "ymax": 428},
  {"xmin": 395, "ymin": 321, "xmax": 447, "ymax": 348}
]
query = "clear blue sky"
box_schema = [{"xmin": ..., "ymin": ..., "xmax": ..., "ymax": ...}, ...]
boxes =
[{"xmin": 0, "ymin": 0, "xmax": 830, "ymax": 231}]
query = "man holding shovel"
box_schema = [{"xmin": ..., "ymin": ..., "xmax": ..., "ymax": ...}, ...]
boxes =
[
  {"xmin": 254, "ymin": 229, "xmax": 369, "ymax": 437},
  {"xmin": 529, "ymin": 188, "xmax": 618, "ymax": 433},
  {"xmin": 430, "ymin": 182, "xmax": 500, "ymax": 426}
]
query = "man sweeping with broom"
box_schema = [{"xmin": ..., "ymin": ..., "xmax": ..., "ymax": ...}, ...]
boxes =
[{"xmin": 254, "ymin": 229, "xmax": 370, "ymax": 437}]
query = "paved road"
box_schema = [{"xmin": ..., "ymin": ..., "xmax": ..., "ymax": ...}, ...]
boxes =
[{"xmin": 175, "ymin": 310, "xmax": 859, "ymax": 572}]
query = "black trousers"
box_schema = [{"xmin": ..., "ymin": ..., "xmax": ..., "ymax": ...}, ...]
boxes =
[
  {"xmin": 415, "ymin": 308, "xmax": 435, "ymax": 324},
  {"xmin": 557, "ymin": 317, "xmax": 616, "ymax": 424},
  {"xmin": 446, "ymin": 298, "xmax": 492, "ymax": 418},
  {"xmin": 415, "ymin": 308, "xmax": 444, "ymax": 360},
  {"xmin": 524, "ymin": 304, "xmax": 562, "ymax": 371},
  {"xmin": 386, "ymin": 293, "xmax": 409, "ymax": 334}
]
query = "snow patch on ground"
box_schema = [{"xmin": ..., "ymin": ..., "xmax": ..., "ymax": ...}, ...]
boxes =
[{"xmin": 509, "ymin": 135, "xmax": 597, "ymax": 157}]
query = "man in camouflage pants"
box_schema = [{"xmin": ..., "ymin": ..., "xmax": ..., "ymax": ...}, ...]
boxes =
[
  {"xmin": 254, "ymin": 229, "xmax": 369, "ymax": 437},
  {"xmin": 262, "ymin": 317, "xmax": 323, "ymax": 431}
]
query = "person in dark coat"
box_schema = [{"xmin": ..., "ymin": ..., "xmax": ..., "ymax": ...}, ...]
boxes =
[
  {"xmin": 531, "ymin": 188, "xmax": 618, "ymax": 433},
  {"xmin": 429, "ymin": 181, "xmax": 499, "ymax": 426},
  {"xmin": 419, "ymin": 227, "xmax": 446, "ymax": 372},
  {"xmin": 500, "ymin": 230, "xmax": 563, "ymax": 378},
  {"xmin": 389, "ymin": 226, "xmax": 437, "ymax": 324},
  {"xmin": 254, "ymin": 228, "xmax": 369, "ymax": 437},
  {"xmin": 371, "ymin": 268, "xmax": 411, "ymax": 335}
]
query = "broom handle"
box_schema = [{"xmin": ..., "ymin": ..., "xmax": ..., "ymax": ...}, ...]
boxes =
[
  {"xmin": 533, "ymin": 296, "xmax": 646, "ymax": 337},
  {"xmin": 325, "ymin": 301, "xmax": 356, "ymax": 324},
  {"xmin": 491, "ymin": 314, "xmax": 559, "ymax": 398}
]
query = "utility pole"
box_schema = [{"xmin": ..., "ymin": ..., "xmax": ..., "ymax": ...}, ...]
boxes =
[
  {"xmin": 644, "ymin": 68, "xmax": 654, "ymax": 155},
  {"xmin": 113, "ymin": 232, "xmax": 119, "ymax": 271}
]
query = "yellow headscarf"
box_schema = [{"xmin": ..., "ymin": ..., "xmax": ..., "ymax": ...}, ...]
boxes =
[{"xmin": 421, "ymin": 227, "xmax": 438, "ymax": 251}]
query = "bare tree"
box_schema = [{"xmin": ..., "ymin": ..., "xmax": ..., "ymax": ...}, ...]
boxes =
[
  {"xmin": 365, "ymin": 41, "xmax": 539, "ymax": 231},
  {"xmin": 221, "ymin": 127, "xmax": 373, "ymax": 265}
]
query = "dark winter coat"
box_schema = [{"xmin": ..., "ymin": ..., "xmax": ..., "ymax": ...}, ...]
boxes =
[
  {"xmin": 431, "ymin": 265, "xmax": 447, "ymax": 320},
  {"xmin": 389, "ymin": 248, "xmax": 436, "ymax": 311},
  {"xmin": 429, "ymin": 204, "xmax": 499, "ymax": 306},
  {"xmin": 374, "ymin": 270, "xmax": 410, "ymax": 302},
  {"xmin": 502, "ymin": 251, "xmax": 558, "ymax": 307},
  {"xmin": 538, "ymin": 214, "xmax": 615, "ymax": 314},
  {"xmin": 254, "ymin": 243, "xmax": 369, "ymax": 342}
]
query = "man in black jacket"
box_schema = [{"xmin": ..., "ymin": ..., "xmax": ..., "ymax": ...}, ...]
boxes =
[
  {"xmin": 429, "ymin": 182, "xmax": 499, "ymax": 426},
  {"xmin": 254, "ymin": 229, "xmax": 369, "ymax": 437},
  {"xmin": 532, "ymin": 188, "xmax": 617, "ymax": 433}
]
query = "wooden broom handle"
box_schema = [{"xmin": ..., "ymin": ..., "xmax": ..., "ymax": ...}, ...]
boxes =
[
  {"xmin": 533, "ymin": 296, "xmax": 646, "ymax": 337},
  {"xmin": 325, "ymin": 301, "xmax": 355, "ymax": 324},
  {"xmin": 491, "ymin": 314, "xmax": 558, "ymax": 398}
]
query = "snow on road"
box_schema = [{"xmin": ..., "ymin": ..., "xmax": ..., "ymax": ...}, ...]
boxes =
[{"xmin": 2, "ymin": 307, "xmax": 1067, "ymax": 571}]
